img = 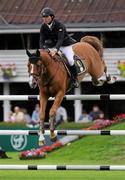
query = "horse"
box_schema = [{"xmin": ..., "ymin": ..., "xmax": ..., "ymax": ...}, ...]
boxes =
[{"xmin": 26, "ymin": 36, "xmax": 116, "ymax": 146}]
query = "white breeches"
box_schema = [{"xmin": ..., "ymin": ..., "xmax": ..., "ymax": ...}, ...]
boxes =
[
  {"xmin": 60, "ymin": 45, "xmax": 75, "ymax": 66},
  {"xmin": 49, "ymin": 45, "xmax": 75, "ymax": 66}
]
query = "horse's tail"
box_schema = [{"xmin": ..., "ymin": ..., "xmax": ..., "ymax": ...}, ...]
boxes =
[{"xmin": 80, "ymin": 36, "xmax": 103, "ymax": 58}]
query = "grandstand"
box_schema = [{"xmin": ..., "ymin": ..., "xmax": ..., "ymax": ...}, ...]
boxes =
[
  {"xmin": 0, "ymin": 0, "xmax": 125, "ymax": 122},
  {"xmin": 1, "ymin": 0, "xmax": 125, "ymax": 33},
  {"xmin": 0, "ymin": 48, "xmax": 125, "ymax": 82}
]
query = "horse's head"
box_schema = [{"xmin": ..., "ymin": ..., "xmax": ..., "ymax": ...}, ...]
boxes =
[{"xmin": 26, "ymin": 49, "xmax": 42, "ymax": 89}]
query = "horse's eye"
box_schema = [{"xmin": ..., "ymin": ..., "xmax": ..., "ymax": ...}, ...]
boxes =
[{"xmin": 37, "ymin": 64, "xmax": 41, "ymax": 67}]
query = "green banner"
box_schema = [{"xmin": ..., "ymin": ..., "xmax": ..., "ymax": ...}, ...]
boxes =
[
  {"xmin": 0, "ymin": 123, "xmax": 53, "ymax": 151},
  {"xmin": 0, "ymin": 124, "xmax": 40, "ymax": 151},
  {"xmin": 0, "ymin": 135, "xmax": 39, "ymax": 151}
]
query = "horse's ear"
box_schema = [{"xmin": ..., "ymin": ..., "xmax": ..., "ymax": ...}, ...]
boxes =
[
  {"xmin": 26, "ymin": 49, "xmax": 31, "ymax": 57},
  {"xmin": 36, "ymin": 49, "xmax": 40, "ymax": 57}
]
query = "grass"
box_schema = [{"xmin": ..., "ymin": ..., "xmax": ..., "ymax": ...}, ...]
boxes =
[
  {"xmin": 1, "ymin": 171, "xmax": 125, "ymax": 180},
  {"xmin": 0, "ymin": 122, "xmax": 27, "ymax": 129},
  {"xmin": 57, "ymin": 121, "xmax": 92, "ymax": 129},
  {"xmin": 1, "ymin": 122, "xmax": 125, "ymax": 179},
  {"xmin": 0, "ymin": 121, "xmax": 92, "ymax": 129}
]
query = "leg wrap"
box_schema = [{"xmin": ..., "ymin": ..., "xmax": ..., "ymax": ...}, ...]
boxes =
[
  {"xmin": 39, "ymin": 121, "xmax": 44, "ymax": 134},
  {"xmin": 49, "ymin": 116, "xmax": 55, "ymax": 131}
]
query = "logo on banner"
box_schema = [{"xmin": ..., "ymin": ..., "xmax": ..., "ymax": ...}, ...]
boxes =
[{"xmin": 10, "ymin": 135, "xmax": 27, "ymax": 151}]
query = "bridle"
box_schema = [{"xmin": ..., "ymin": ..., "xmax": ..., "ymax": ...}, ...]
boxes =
[
  {"xmin": 28, "ymin": 53, "xmax": 60, "ymax": 86},
  {"xmin": 28, "ymin": 57, "xmax": 43, "ymax": 83}
]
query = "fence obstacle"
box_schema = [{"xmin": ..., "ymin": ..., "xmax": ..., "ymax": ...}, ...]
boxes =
[
  {"xmin": 1, "ymin": 130, "xmax": 125, "ymax": 136},
  {"xmin": 0, "ymin": 94, "xmax": 125, "ymax": 101},
  {"xmin": 0, "ymin": 165, "xmax": 125, "ymax": 170}
]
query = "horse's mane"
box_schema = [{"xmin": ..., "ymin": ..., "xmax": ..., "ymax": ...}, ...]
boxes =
[{"xmin": 80, "ymin": 36, "xmax": 103, "ymax": 58}]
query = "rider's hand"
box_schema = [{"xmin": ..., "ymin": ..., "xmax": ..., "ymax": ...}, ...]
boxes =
[{"xmin": 50, "ymin": 48, "xmax": 58, "ymax": 57}]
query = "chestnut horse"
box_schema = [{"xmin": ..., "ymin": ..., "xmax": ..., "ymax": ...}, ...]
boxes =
[{"xmin": 26, "ymin": 36, "xmax": 116, "ymax": 146}]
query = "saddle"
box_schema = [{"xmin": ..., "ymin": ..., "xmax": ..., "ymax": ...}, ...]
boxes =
[
  {"xmin": 47, "ymin": 49, "xmax": 86, "ymax": 89},
  {"xmin": 56, "ymin": 51, "xmax": 86, "ymax": 77},
  {"xmin": 54, "ymin": 51, "xmax": 86, "ymax": 89}
]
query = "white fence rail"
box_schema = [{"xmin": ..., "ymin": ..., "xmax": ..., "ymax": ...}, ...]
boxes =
[
  {"xmin": 0, "ymin": 94, "xmax": 125, "ymax": 101},
  {"xmin": 0, "ymin": 165, "xmax": 125, "ymax": 170},
  {"xmin": 1, "ymin": 130, "xmax": 125, "ymax": 136}
]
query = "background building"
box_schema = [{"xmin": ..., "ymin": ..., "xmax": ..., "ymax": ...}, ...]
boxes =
[{"xmin": 0, "ymin": 0, "xmax": 125, "ymax": 121}]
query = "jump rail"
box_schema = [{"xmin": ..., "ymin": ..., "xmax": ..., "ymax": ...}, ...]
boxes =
[
  {"xmin": 0, "ymin": 94, "xmax": 125, "ymax": 101},
  {"xmin": 0, "ymin": 165, "xmax": 125, "ymax": 170},
  {"xmin": 1, "ymin": 130, "xmax": 125, "ymax": 136}
]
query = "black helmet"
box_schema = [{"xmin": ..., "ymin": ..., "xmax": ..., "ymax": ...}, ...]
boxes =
[{"xmin": 41, "ymin": 7, "xmax": 55, "ymax": 17}]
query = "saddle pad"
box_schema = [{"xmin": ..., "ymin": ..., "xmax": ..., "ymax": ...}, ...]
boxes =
[{"xmin": 74, "ymin": 55, "xmax": 86, "ymax": 74}]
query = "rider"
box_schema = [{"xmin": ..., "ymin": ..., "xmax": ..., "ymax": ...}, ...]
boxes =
[{"xmin": 39, "ymin": 7, "xmax": 79, "ymax": 87}]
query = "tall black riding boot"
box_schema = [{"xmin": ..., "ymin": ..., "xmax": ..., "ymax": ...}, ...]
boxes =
[{"xmin": 70, "ymin": 64, "xmax": 79, "ymax": 88}]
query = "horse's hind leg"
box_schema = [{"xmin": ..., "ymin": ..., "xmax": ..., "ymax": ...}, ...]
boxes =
[
  {"xmin": 92, "ymin": 73, "xmax": 105, "ymax": 86},
  {"xmin": 92, "ymin": 77, "xmax": 105, "ymax": 86},
  {"xmin": 92, "ymin": 63, "xmax": 116, "ymax": 86},
  {"xmin": 49, "ymin": 91, "xmax": 64, "ymax": 142}
]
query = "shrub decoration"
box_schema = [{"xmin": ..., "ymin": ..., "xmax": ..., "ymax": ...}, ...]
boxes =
[
  {"xmin": 117, "ymin": 60, "xmax": 125, "ymax": 77},
  {"xmin": 0, "ymin": 63, "xmax": 17, "ymax": 79}
]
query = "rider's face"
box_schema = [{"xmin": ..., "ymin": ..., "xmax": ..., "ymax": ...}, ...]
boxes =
[{"xmin": 42, "ymin": 16, "xmax": 53, "ymax": 24}]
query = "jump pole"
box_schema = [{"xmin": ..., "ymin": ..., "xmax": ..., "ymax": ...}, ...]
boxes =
[
  {"xmin": 1, "ymin": 130, "xmax": 125, "ymax": 136},
  {"xmin": 0, "ymin": 165, "xmax": 125, "ymax": 170},
  {"xmin": 0, "ymin": 94, "xmax": 125, "ymax": 101}
]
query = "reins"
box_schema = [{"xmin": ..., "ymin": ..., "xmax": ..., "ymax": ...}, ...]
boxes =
[{"xmin": 41, "ymin": 54, "xmax": 60, "ymax": 86}]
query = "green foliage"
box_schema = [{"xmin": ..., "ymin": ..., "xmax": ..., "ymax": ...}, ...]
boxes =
[
  {"xmin": 117, "ymin": 61, "xmax": 125, "ymax": 77},
  {"xmin": 0, "ymin": 121, "xmax": 92, "ymax": 130},
  {"xmin": 57, "ymin": 122, "xmax": 92, "ymax": 129},
  {"xmin": 0, "ymin": 63, "xmax": 17, "ymax": 79},
  {"xmin": 0, "ymin": 122, "xmax": 29, "ymax": 129}
]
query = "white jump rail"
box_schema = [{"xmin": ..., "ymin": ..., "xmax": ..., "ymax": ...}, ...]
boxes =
[
  {"xmin": 0, "ymin": 94, "xmax": 125, "ymax": 101},
  {"xmin": 1, "ymin": 130, "xmax": 125, "ymax": 136},
  {"xmin": 0, "ymin": 165, "xmax": 125, "ymax": 170}
]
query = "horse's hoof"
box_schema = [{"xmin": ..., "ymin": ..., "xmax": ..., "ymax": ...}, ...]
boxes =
[
  {"xmin": 39, "ymin": 133, "xmax": 45, "ymax": 146},
  {"xmin": 50, "ymin": 136, "xmax": 57, "ymax": 142},
  {"xmin": 39, "ymin": 140, "xmax": 45, "ymax": 147},
  {"xmin": 107, "ymin": 76, "xmax": 117, "ymax": 84},
  {"xmin": 92, "ymin": 80, "xmax": 104, "ymax": 86}
]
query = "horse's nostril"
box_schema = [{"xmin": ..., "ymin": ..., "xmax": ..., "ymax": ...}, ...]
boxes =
[
  {"xmin": 32, "ymin": 83, "xmax": 37, "ymax": 89},
  {"xmin": 29, "ymin": 76, "xmax": 37, "ymax": 89}
]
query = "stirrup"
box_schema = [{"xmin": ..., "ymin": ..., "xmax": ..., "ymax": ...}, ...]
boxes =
[{"xmin": 73, "ymin": 78, "xmax": 79, "ymax": 88}]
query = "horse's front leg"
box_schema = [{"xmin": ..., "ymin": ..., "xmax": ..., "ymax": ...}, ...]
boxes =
[
  {"xmin": 49, "ymin": 91, "xmax": 64, "ymax": 142},
  {"xmin": 39, "ymin": 94, "xmax": 48, "ymax": 146}
]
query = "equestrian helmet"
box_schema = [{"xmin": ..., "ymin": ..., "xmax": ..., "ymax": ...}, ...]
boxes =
[{"xmin": 41, "ymin": 7, "xmax": 55, "ymax": 17}]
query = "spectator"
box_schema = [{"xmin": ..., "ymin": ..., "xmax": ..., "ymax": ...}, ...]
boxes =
[
  {"xmin": 55, "ymin": 106, "xmax": 68, "ymax": 127},
  {"xmin": 22, "ymin": 108, "xmax": 32, "ymax": 125},
  {"xmin": 8, "ymin": 111, "xmax": 15, "ymax": 123},
  {"xmin": 78, "ymin": 109, "xmax": 92, "ymax": 123},
  {"xmin": 98, "ymin": 111, "xmax": 105, "ymax": 120},
  {"xmin": 89, "ymin": 105, "xmax": 102, "ymax": 121},
  {"xmin": 12, "ymin": 106, "xmax": 25, "ymax": 123},
  {"xmin": 31, "ymin": 104, "xmax": 40, "ymax": 127}
]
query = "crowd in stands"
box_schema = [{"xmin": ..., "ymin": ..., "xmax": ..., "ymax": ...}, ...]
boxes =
[
  {"xmin": 54, "ymin": 106, "xmax": 68, "ymax": 127},
  {"xmin": 7, "ymin": 103, "xmax": 107, "ymax": 127},
  {"xmin": 78, "ymin": 105, "xmax": 106, "ymax": 123},
  {"xmin": 8, "ymin": 104, "xmax": 40, "ymax": 128},
  {"xmin": 7, "ymin": 104, "xmax": 68, "ymax": 128}
]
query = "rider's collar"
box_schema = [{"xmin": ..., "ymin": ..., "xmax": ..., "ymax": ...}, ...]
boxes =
[{"xmin": 47, "ymin": 21, "xmax": 53, "ymax": 30}]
